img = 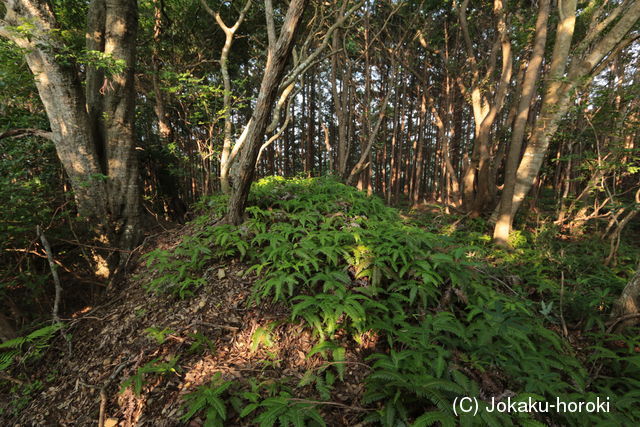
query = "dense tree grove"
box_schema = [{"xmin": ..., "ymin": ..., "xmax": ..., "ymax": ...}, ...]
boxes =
[
  {"xmin": 1, "ymin": 0, "xmax": 639, "ymax": 424},
  {"xmin": 4, "ymin": 1, "xmax": 637, "ymax": 235}
]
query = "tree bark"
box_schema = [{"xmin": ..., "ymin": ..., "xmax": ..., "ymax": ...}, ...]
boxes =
[
  {"xmin": 2, "ymin": 0, "xmax": 142, "ymax": 274},
  {"xmin": 102, "ymin": 0, "xmax": 142, "ymax": 253},
  {"xmin": 470, "ymin": 0, "xmax": 512, "ymax": 215},
  {"xmin": 508, "ymin": 0, "xmax": 640, "ymax": 219},
  {"xmin": 224, "ymin": 0, "xmax": 307, "ymax": 225},
  {"xmin": 612, "ymin": 267, "xmax": 640, "ymax": 330},
  {"xmin": 493, "ymin": 0, "xmax": 550, "ymax": 245}
]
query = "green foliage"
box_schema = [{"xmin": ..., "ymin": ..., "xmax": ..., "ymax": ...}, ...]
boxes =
[
  {"xmin": 120, "ymin": 356, "xmax": 180, "ymax": 396},
  {"xmin": 249, "ymin": 394, "xmax": 325, "ymax": 427},
  {"xmin": 142, "ymin": 223, "xmax": 248, "ymax": 298},
  {"xmin": 193, "ymin": 194, "xmax": 230, "ymax": 219},
  {"xmin": 187, "ymin": 331, "xmax": 216, "ymax": 354},
  {"xmin": 143, "ymin": 177, "xmax": 640, "ymax": 425},
  {"xmin": 298, "ymin": 352, "xmax": 342, "ymax": 401},
  {"xmin": 0, "ymin": 324, "xmax": 61, "ymax": 372},
  {"xmin": 144, "ymin": 327, "xmax": 175, "ymax": 344},
  {"xmin": 239, "ymin": 379, "xmax": 326, "ymax": 427},
  {"xmin": 156, "ymin": 69, "xmax": 231, "ymax": 146},
  {"xmin": 250, "ymin": 323, "xmax": 277, "ymax": 352},
  {"xmin": 0, "ymin": 38, "xmax": 72, "ymax": 321},
  {"xmin": 75, "ymin": 50, "xmax": 126, "ymax": 76},
  {"xmin": 184, "ymin": 376, "xmax": 330, "ymax": 427},
  {"xmin": 181, "ymin": 373, "xmax": 232, "ymax": 427},
  {"xmin": 404, "ymin": 211, "xmax": 640, "ymax": 425},
  {"xmin": 2, "ymin": 380, "xmax": 43, "ymax": 417},
  {"xmin": 0, "ymin": 127, "xmax": 62, "ymax": 305}
]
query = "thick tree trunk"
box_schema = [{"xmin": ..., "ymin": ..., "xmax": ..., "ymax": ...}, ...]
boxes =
[
  {"xmin": 456, "ymin": 0, "xmax": 512, "ymax": 214},
  {"xmin": 469, "ymin": 0, "xmax": 512, "ymax": 215},
  {"xmin": 612, "ymin": 267, "xmax": 640, "ymax": 330},
  {"xmin": 506, "ymin": 0, "xmax": 577, "ymax": 220},
  {"xmin": 2, "ymin": 0, "xmax": 142, "ymax": 274},
  {"xmin": 101, "ymin": 0, "xmax": 141, "ymax": 252},
  {"xmin": 225, "ymin": 0, "xmax": 307, "ymax": 225},
  {"xmin": 4, "ymin": 0, "xmax": 107, "ymax": 219}
]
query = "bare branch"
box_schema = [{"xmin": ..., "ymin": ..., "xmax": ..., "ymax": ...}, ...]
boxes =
[
  {"xmin": 200, "ymin": 0, "xmax": 251, "ymax": 33},
  {"xmin": 37, "ymin": 226, "xmax": 62, "ymax": 323},
  {"xmin": 265, "ymin": 1, "xmax": 362, "ymax": 137},
  {"xmin": 204, "ymin": 0, "xmax": 252, "ymax": 193},
  {"xmin": 454, "ymin": 0, "xmax": 477, "ymax": 68},
  {"xmin": 280, "ymin": 1, "xmax": 363, "ymax": 90},
  {"xmin": 575, "ymin": 0, "xmax": 631, "ymax": 55},
  {"xmin": 346, "ymin": 87, "xmax": 391, "ymax": 185},
  {"xmin": 256, "ymin": 87, "xmax": 299, "ymax": 165}
]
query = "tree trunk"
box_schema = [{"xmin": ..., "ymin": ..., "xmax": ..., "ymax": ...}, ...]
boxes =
[
  {"xmin": 102, "ymin": 0, "xmax": 142, "ymax": 253},
  {"xmin": 200, "ymin": 0, "xmax": 253, "ymax": 194},
  {"xmin": 507, "ymin": 0, "xmax": 640, "ymax": 219},
  {"xmin": 305, "ymin": 73, "xmax": 315, "ymax": 176},
  {"xmin": 331, "ymin": 25, "xmax": 350, "ymax": 179},
  {"xmin": 411, "ymin": 92, "xmax": 427, "ymax": 206},
  {"xmin": 469, "ymin": 0, "xmax": 513, "ymax": 215},
  {"xmin": 612, "ymin": 267, "xmax": 640, "ymax": 330},
  {"xmin": 151, "ymin": 0, "xmax": 172, "ymax": 142},
  {"xmin": 2, "ymin": 0, "xmax": 142, "ymax": 274},
  {"xmin": 225, "ymin": 0, "xmax": 307, "ymax": 225},
  {"xmin": 493, "ymin": 0, "xmax": 550, "ymax": 245}
]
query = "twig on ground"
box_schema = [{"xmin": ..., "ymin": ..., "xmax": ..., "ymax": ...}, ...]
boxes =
[
  {"xmin": 0, "ymin": 372, "xmax": 25, "ymax": 385},
  {"xmin": 288, "ymin": 397, "xmax": 371, "ymax": 412},
  {"xmin": 97, "ymin": 359, "xmax": 134, "ymax": 427},
  {"xmin": 37, "ymin": 226, "xmax": 63, "ymax": 323},
  {"xmin": 194, "ymin": 321, "xmax": 240, "ymax": 331},
  {"xmin": 606, "ymin": 313, "xmax": 640, "ymax": 333}
]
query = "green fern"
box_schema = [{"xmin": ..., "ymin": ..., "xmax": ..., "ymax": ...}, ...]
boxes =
[
  {"xmin": 0, "ymin": 323, "xmax": 61, "ymax": 372},
  {"xmin": 247, "ymin": 392, "xmax": 326, "ymax": 427},
  {"xmin": 120, "ymin": 356, "xmax": 180, "ymax": 395},
  {"xmin": 144, "ymin": 327, "xmax": 175, "ymax": 344},
  {"xmin": 181, "ymin": 373, "xmax": 232, "ymax": 427}
]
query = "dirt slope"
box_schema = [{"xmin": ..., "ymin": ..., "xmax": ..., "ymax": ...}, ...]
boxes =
[{"xmin": 2, "ymin": 229, "xmax": 369, "ymax": 426}]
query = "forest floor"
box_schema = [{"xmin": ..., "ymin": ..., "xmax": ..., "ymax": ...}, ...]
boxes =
[
  {"xmin": 1, "ymin": 226, "xmax": 372, "ymax": 426},
  {"xmin": 1, "ymin": 177, "xmax": 639, "ymax": 426}
]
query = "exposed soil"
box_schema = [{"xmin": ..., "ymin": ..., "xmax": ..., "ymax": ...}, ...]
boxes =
[{"xmin": 1, "ymin": 228, "xmax": 372, "ymax": 426}]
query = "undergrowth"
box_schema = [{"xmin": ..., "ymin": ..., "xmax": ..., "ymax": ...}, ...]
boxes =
[
  {"xmin": 142, "ymin": 176, "xmax": 639, "ymax": 426},
  {"xmin": 0, "ymin": 323, "xmax": 62, "ymax": 417}
]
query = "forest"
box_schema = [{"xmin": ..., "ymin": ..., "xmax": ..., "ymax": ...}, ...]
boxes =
[{"xmin": 0, "ymin": 0, "xmax": 639, "ymax": 425}]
